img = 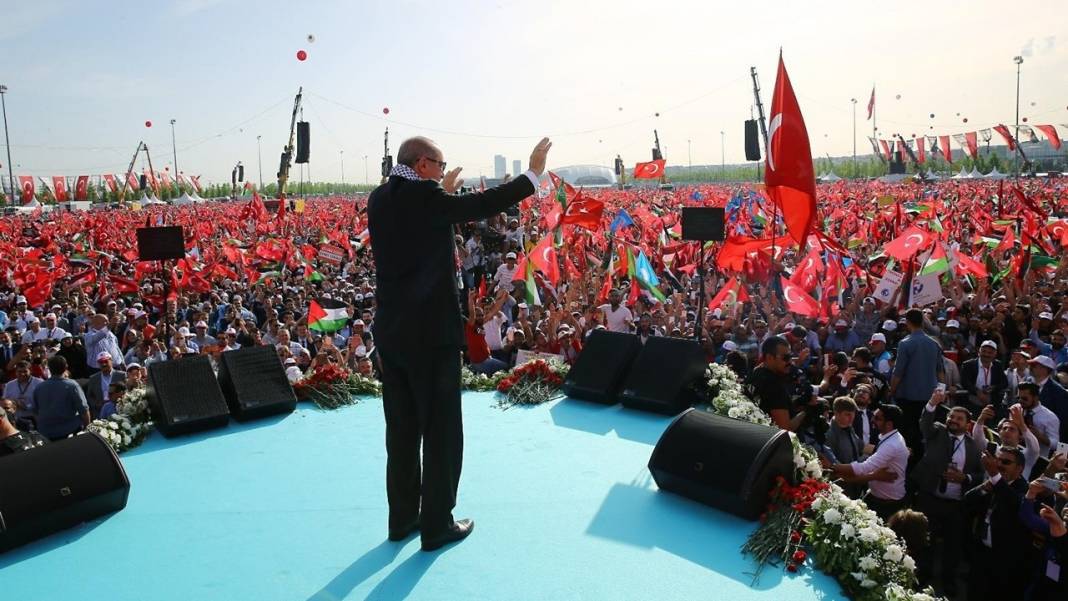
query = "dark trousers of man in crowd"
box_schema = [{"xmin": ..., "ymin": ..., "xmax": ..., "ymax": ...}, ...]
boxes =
[
  {"xmin": 916, "ymin": 493, "xmax": 966, "ymax": 594},
  {"xmin": 863, "ymin": 492, "xmax": 908, "ymax": 521},
  {"xmin": 378, "ymin": 346, "xmax": 463, "ymax": 540},
  {"xmin": 968, "ymin": 542, "xmax": 1030, "ymax": 601},
  {"xmin": 896, "ymin": 399, "xmax": 926, "ymax": 467}
]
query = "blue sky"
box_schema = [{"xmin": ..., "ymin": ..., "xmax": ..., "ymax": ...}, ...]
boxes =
[{"xmin": 2, "ymin": 0, "xmax": 1065, "ymax": 186}]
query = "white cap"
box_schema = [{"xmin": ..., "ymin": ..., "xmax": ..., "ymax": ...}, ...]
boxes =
[
  {"xmin": 506, "ymin": 252, "xmax": 517, "ymax": 259},
  {"xmin": 1029, "ymin": 355, "xmax": 1056, "ymax": 370},
  {"xmin": 96, "ymin": 351, "xmax": 113, "ymax": 362},
  {"xmin": 712, "ymin": 308, "xmax": 723, "ymax": 319},
  {"xmin": 45, "ymin": 312, "xmax": 57, "ymax": 320},
  {"xmin": 225, "ymin": 327, "xmax": 238, "ymax": 335},
  {"xmin": 722, "ymin": 340, "xmax": 738, "ymax": 352},
  {"xmin": 946, "ymin": 319, "xmax": 960, "ymax": 328},
  {"xmin": 284, "ymin": 357, "xmax": 297, "ymax": 366},
  {"xmin": 882, "ymin": 320, "xmax": 897, "ymax": 331},
  {"xmin": 15, "ymin": 295, "xmax": 26, "ymax": 304},
  {"xmin": 195, "ymin": 320, "xmax": 208, "ymax": 328},
  {"xmin": 355, "ymin": 345, "xmax": 367, "ymax": 358},
  {"xmin": 834, "ymin": 319, "xmax": 848, "ymax": 327},
  {"xmin": 870, "ymin": 333, "xmax": 887, "ymax": 343},
  {"xmin": 1039, "ymin": 311, "xmax": 1054, "ymax": 320},
  {"xmin": 27, "ymin": 316, "xmax": 39, "ymax": 324},
  {"xmin": 980, "ymin": 340, "xmax": 998, "ymax": 350},
  {"xmin": 355, "ymin": 293, "xmax": 364, "ymax": 300},
  {"xmin": 132, "ymin": 310, "xmax": 146, "ymax": 320},
  {"xmin": 178, "ymin": 326, "xmax": 191, "ymax": 336}
]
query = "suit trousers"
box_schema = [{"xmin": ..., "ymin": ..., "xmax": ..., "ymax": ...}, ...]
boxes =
[
  {"xmin": 915, "ymin": 492, "xmax": 966, "ymax": 589},
  {"xmin": 379, "ymin": 345, "xmax": 464, "ymax": 539}
]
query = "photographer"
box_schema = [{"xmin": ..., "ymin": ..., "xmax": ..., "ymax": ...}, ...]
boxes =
[{"xmin": 745, "ymin": 336, "xmax": 821, "ymax": 432}]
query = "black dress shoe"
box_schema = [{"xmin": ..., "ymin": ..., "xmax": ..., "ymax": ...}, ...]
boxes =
[
  {"xmin": 388, "ymin": 521, "xmax": 419, "ymax": 541},
  {"xmin": 420, "ymin": 519, "xmax": 474, "ymax": 552}
]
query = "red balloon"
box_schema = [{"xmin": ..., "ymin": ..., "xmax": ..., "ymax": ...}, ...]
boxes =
[
  {"xmin": 382, "ymin": 107, "xmax": 389, "ymax": 115},
  {"xmin": 296, "ymin": 50, "xmax": 307, "ymax": 61},
  {"xmin": 145, "ymin": 120, "xmax": 152, "ymax": 127},
  {"xmin": 1022, "ymin": 117, "xmax": 1028, "ymax": 123},
  {"xmin": 963, "ymin": 118, "xmax": 968, "ymax": 123}
]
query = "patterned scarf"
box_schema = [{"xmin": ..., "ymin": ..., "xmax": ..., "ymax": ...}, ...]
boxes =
[{"xmin": 390, "ymin": 164, "xmax": 421, "ymax": 182}]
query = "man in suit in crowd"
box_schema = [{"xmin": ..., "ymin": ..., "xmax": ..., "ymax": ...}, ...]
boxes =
[
  {"xmin": 959, "ymin": 339, "xmax": 1008, "ymax": 415},
  {"xmin": 368, "ymin": 135, "xmax": 552, "ymax": 552},
  {"xmin": 912, "ymin": 388, "xmax": 983, "ymax": 596},
  {"xmin": 1029, "ymin": 355, "xmax": 1068, "ymax": 441},
  {"xmin": 85, "ymin": 352, "xmax": 126, "ymax": 419}
]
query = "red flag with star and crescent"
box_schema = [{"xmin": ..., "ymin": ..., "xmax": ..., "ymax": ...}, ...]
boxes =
[
  {"xmin": 883, "ymin": 225, "xmax": 933, "ymax": 260},
  {"xmin": 779, "ymin": 276, "xmax": 820, "ymax": 317},
  {"xmin": 632, "ymin": 160, "xmax": 666, "ymax": 179},
  {"xmin": 529, "ymin": 233, "xmax": 560, "ymax": 286},
  {"xmin": 74, "ymin": 175, "xmax": 89, "ymax": 201},
  {"xmin": 51, "ymin": 176, "xmax": 69, "ymax": 202},
  {"xmin": 764, "ymin": 53, "xmax": 817, "ymax": 245},
  {"xmin": 866, "ymin": 87, "xmax": 875, "ymax": 120},
  {"xmin": 17, "ymin": 175, "xmax": 35, "ymax": 204}
]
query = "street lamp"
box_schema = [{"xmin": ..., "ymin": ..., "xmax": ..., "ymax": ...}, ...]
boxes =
[
  {"xmin": 169, "ymin": 119, "xmax": 178, "ymax": 190},
  {"xmin": 719, "ymin": 131, "xmax": 725, "ymax": 179},
  {"xmin": 0, "ymin": 85, "xmax": 13, "ymax": 206},
  {"xmin": 340, "ymin": 149, "xmax": 345, "ymax": 185},
  {"xmin": 363, "ymin": 154, "xmax": 368, "ymax": 185},
  {"xmin": 687, "ymin": 139, "xmax": 692, "ymax": 169},
  {"xmin": 256, "ymin": 135, "xmax": 263, "ymax": 191},
  {"xmin": 1013, "ymin": 55, "xmax": 1023, "ymax": 177},
  {"xmin": 850, "ymin": 98, "xmax": 858, "ymax": 178}
]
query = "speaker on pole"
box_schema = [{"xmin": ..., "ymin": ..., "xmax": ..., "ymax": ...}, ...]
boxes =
[
  {"xmin": 295, "ymin": 121, "xmax": 310, "ymax": 164},
  {"xmin": 648, "ymin": 409, "xmax": 793, "ymax": 520},
  {"xmin": 744, "ymin": 119, "xmax": 761, "ymax": 161},
  {"xmin": 619, "ymin": 336, "xmax": 707, "ymax": 415},
  {"xmin": 562, "ymin": 330, "xmax": 642, "ymax": 404},
  {"xmin": 136, "ymin": 226, "xmax": 186, "ymax": 261},
  {"xmin": 138, "ymin": 174, "xmax": 148, "ymax": 191},
  {"xmin": 147, "ymin": 355, "xmax": 230, "ymax": 437},
  {"xmin": 217, "ymin": 346, "xmax": 297, "ymax": 421},
  {"xmin": 0, "ymin": 433, "xmax": 130, "ymax": 553}
]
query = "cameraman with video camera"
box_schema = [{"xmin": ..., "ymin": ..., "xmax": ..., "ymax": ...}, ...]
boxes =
[{"xmin": 745, "ymin": 336, "xmax": 823, "ymax": 433}]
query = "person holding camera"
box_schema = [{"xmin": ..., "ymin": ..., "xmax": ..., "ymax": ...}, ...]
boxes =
[
  {"xmin": 912, "ymin": 388, "xmax": 983, "ymax": 596},
  {"xmin": 746, "ymin": 336, "xmax": 817, "ymax": 432},
  {"xmin": 1019, "ymin": 475, "xmax": 1068, "ymax": 600},
  {"xmin": 960, "ymin": 339, "xmax": 1008, "ymax": 415},
  {"xmin": 1017, "ymin": 381, "xmax": 1061, "ymax": 458}
]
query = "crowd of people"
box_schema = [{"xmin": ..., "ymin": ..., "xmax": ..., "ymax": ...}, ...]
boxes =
[{"xmin": 0, "ymin": 173, "xmax": 1066, "ymax": 598}]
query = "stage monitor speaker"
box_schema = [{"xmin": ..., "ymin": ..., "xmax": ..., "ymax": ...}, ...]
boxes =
[
  {"xmin": 0, "ymin": 433, "xmax": 130, "ymax": 553},
  {"xmin": 680, "ymin": 207, "xmax": 725, "ymax": 242},
  {"xmin": 138, "ymin": 174, "xmax": 148, "ymax": 190},
  {"xmin": 562, "ymin": 330, "xmax": 642, "ymax": 404},
  {"xmin": 619, "ymin": 337, "xmax": 707, "ymax": 415},
  {"xmin": 147, "ymin": 355, "xmax": 230, "ymax": 437},
  {"xmin": 648, "ymin": 408, "xmax": 793, "ymax": 520},
  {"xmin": 217, "ymin": 345, "xmax": 297, "ymax": 421},
  {"xmin": 136, "ymin": 226, "xmax": 185, "ymax": 261},
  {"xmin": 295, "ymin": 121, "xmax": 310, "ymax": 164},
  {"xmin": 744, "ymin": 119, "xmax": 761, "ymax": 161}
]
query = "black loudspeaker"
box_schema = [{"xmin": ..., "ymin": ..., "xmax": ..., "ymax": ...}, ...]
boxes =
[
  {"xmin": 295, "ymin": 121, "xmax": 310, "ymax": 164},
  {"xmin": 614, "ymin": 157, "xmax": 624, "ymax": 176},
  {"xmin": 562, "ymin": 330, "xmax": 642, "ymax": 404},
  {"xmin": 217, "ymin": 346, "xmax": 297, "ymax": 421},
  {"xmin": 0, "ymin": 433, "xmax": 130, "ymax": 553},
  {"xmin": 136, "ymin": 226, "xmax": 186, "ymax": 261},
  {"xmin": 648, "ymin": 408, "xmax": 793, "ymax": 520},
  {"xmin": 680, "ymin": 207, "xmax": 726, "ymax": 242},
  {"xmin": 138, "ymin": 174, "xmax": 147, "ymax": 190},
  {"xmin": 745, "ymin": 120, "xmax": 761, "ymax": 161},
  {"xmin": 237, "ymin": 164, "xmax": 245, "ymax": 182},
  {"xmin": 889, "ymin": 152, "xmax": 906, "ymax": 174},
  {"xmin": 619, "ymin": 337, "xmax": 706, "ymax": 415},
  {"xmin": 147, "ymin": 355, "xmax": 230, "ymax": 437}
]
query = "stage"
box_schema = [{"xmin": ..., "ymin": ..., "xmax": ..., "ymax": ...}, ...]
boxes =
[{"xmin": 1, "ymin": 392, "xmax": 844, "ymax": 601}]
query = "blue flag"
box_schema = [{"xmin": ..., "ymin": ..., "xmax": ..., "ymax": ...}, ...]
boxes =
[{"xmin": 609, "ymin": 209, "xmax": 635, "ymax": 233}]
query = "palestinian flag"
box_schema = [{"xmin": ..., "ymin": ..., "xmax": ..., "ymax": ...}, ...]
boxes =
[
  {"xmin": 308, "ymin": 298, "xmax": 349, "ymax": 334},
  {"xmin": 919, "ymin": 243, "xmax": 949, "ymax": 276},
  {"xmin": 524, "ymin": 260, "xmax": 542, "ymax": 306}
]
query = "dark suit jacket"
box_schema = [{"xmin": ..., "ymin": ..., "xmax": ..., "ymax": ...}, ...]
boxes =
[
  {"xmin": 959, "ymin": 358, "xmax": 1008, "ymax": 406},
  {"xmin": 1038, "ymin": 378, "xmax": 1068, "ymax": 440},
  {"xmin": 913, "ymin": 407, "xmax": 983, "ymax": 497},
  {"xmin": 964, "ymin": 476, "xmax": 1035, "ymax": 563},
  {"xmin": 85, "ymin": 370, "xmax": 127, "ymax": 415},
  {"xmin": 367, "ymin": 174, "xmax": 535, "ymax": 355}
]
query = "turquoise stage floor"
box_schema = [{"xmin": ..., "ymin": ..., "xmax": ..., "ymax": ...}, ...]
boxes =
[{"xmin": 1, "ymin": 393, "xmax": 844, "ymax": 601}]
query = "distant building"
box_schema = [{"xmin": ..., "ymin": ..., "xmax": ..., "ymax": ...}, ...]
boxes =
[
  {"xmin": 513, "ymin": 159, "xmax": 522, "ymax": 177},
  {"xmin": 550, "ymin": 165, "xmax": 617, "ymax": 187},
  {"xmin": 494, "ymin": 155, "xmax": 506, "ymax": 179}
]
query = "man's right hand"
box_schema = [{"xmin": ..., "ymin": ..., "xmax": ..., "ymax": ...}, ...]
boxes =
[
  {"xmin": 978, "ymin": 404, "xmax": 996, "ymax": 424},
  {"xmin": 528, "ymin": 137, "xmax": 553, "ymax": 176}
]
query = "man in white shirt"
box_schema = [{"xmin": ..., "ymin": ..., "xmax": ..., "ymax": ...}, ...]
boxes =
[
  {"xmin": 2, "ymin": 361, "xmax": 43, "ymax": 424},
  {"xmin": 1016, "ymin": 381, "xmax": 1059, "ymax": 457},
  {"xmin": 597, "ymin": 289, "xmax": 633, "ymax": 333},
  {"xmin": 972, "ymin": 402, "xmax": 1041, "ymax": 478},
  {"xmin": 493, "ymin": 253, "xmax": 519, "ymax": 288},
  {"xmin": 40, "ymin": 313, "xmax": 68, "ymax": 342},
  {"xmin": 21, "ymin": 317, "xmax": 50, "ymax": 344},
  {"xmin": 829, "ymin": 403, "xmax": 909, "ymax": 519}
]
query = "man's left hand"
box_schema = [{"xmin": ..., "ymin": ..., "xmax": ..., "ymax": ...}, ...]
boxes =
[{"xmin": 443, "ymin": 167, "xmax": 464, "ymax": 193}]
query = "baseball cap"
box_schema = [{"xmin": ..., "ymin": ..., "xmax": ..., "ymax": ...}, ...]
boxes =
[
  {"xmin": 195, "ymin": 321, "xmax": 208, "ymax": 328},
  {"xmin": 946, "ymin": 319, "xmax": 960, "ymax": 329},
  {"xmin": 834, "ymin": 319, "xmax": 848, "ymax": 327},
  {"xmin": 126, "ymin": 363, "xmax": 142, "ymax": 371},
  {"xmin": 980, "ymin": 340, "xmax": 998, "ymax": 350},
  {"xmin": 870, "ymin": 333, "xmax": 887, "ymax": 343},
  {"xmin": 1011, "ymin": 348, "xmax": 1031, "ymax": 359},
  {"xmin": 178, "ymin": 327, "xmax": 191, "ymax": 336},
  {"xmin": 506, "ymin": 252, "xmax": 517, "ymax": 259},
  {"xmin": 15, "ymin": 295, "xmax": 26, "ymax": 304},
  {"xmin": 1029, "ymin": 355, "xmax": 1056, "ymax": 370},
  {"xmin": 284, "ymin": 357, "xmax": 297, "ymax": 366},
  {"xmin": 225, "ymin": 328, "xmax": 238, "ymax": 335},
  {"xmin": 96, "ymin": 351, "xmax": 112, "ymax": 362},
  {"xmin": 1039, "ymin": 311, "xmax": 1054, "ymax": 320},
  {"xmin": 353, "ymin": 319, "xmax": 365, "ymax": 326},
  {"xmin": 722, "ymin": 340, "xmax": 738, "ymax": 352},
  {"xmin": 882, "ymin": 320, "xmax": 897, "ymax": 331}
]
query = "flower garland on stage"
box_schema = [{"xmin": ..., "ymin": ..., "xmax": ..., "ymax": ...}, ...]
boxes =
[
  {"xmin": 494, "ymin": 359, "xmax": 567, "ymax": 408},
  {"xmin": 293, "ymin": 363, "xmax": 381, "ymax": 409},
  {"xmin": 699, "ymin": 363, "xmax": 943, "ymax": 601},
  {"xmin": 82, "ymin": 387, "xmax": 153, "ymax": 454}
]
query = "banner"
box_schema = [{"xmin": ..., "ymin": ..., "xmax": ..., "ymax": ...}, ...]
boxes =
[
  {"xmin": 74, "ymin": 175, "xmax": 89, "ymax": 201},
  {"xmin": 909, "ymin": 271, "xmax": 944, "ymax": 307},
  {"xmin": 318, "ymin": 244, "xmax": 346, "ymax": 265},
  {"xmin": 51, "ymin": 176, "xmax": 69, "ymax": 202},
  {"xmin": 17, "ymin": 175, "xmax": 35, "ymax": 204},
  {"xmin": 103, "ymin": 174, "xmax": 118, "ymax": 193},
  {"xmin": 873, "ymin": 270, "xmax": 904, "ymax": 304}
]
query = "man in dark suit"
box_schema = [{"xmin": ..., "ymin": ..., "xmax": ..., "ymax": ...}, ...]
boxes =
[
  {"xmin": 964, "ymin": 446, "xmax": 1036, "ymax": 600},
  {"xmin": 84, "ymin": 352, "xmax": 126, "ymax": 419},
  {"xmin": 959, "ymin": 339, "xmax": 1009, "ymax": 415},
  {"xmin": 1030, "ymin": 355, "xmax": 1068, "ymax": 441},
  {"xmin": 912, "ymin": 388, "xmax": 983, "ymax": 596},
  {"xmin": 368, "ymin": 135, "xmax": 552, "ymax": 552}
]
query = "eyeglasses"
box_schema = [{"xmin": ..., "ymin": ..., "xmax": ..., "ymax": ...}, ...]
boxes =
[{"xmin": 423, "ymin": 157, "xmax": 447, "ymax": 170}]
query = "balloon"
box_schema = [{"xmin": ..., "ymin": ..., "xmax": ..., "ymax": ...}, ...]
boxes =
[
  {"xmin": 1030, "ymin": 101, "xmax": 1036, "ymax": 106},
  {"xmin": 296, "ymin": 50, "xmax": 307, "ymax": 61},
  {"xmin": 382, "ymin": 107, "xmax": 389, "ymax": 115},
  {"xmin": 963, "ymin": 118, "xmax": 968, "ymax": 123},
  {"xmin": 895, "ymin": 94, "xmax": 901, "ymax": 100},
  {"xmin": 1022, "ymin": 117, "xmax": 1028, "ymax": 123},
  {"xmin": 145, "ymin": 120, "xmax": 152, "ymax": 127},
  {"xmin": 618, "ymin": 107, "xmax": 623, "ymax": 111},
  {"xmin": 930, "ymin": 113, "xmax": 935, "ymax": 118},
  {"xmin": 307, "ymin": 34, "xmax": 316, "ymax": 43},
  {"xmin": 956, "ymin": 112, "xmax": 961, "ymax": 116}
]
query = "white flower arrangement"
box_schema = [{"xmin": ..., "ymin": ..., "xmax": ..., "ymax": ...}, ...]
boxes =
[
  {"xmin": 80, "ymin": 386, "xmax": 153, "ymax": 454},
  {"xmin": 703, "ymin": 364, "xmax": 772, "ymax": 427}
]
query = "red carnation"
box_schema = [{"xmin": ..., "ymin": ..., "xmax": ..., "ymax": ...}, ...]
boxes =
[
  {"xmin": 786, "ymin": 563, "xmax": 798, "ymax": 573},
  {"xmin": 792, "ymin": 550, "xmax": 807, "ymax": 563},
  {"xmin": 790, "ymin": 531, "xmax": 802, "ymax": 544}
]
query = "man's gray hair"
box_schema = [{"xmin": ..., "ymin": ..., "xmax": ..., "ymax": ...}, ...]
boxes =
[{"xmin": 397, "ymin": 136, "xmax": 439, "ymax": 168}]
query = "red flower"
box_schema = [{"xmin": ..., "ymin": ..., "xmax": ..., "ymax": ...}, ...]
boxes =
[
  {"xmin": 792, "ymin": 550, "xmax": 807, "ymax": 563},
  {"xmin": 786, "ymin": 563, "xmax": 798, "ymax": 573},
  {"xmin": 790, "ymin": 531, "xmax": 802, "ymax": 544}
]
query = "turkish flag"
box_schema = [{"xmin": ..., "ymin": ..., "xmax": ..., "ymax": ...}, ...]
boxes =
[
  {"xmin": 765, "ymin": 53, "xmax": 817, "ymax": 245},
  {"xmin": 780, "ymin": 276, "xmax": 820, "ymax": 317},
  {"xmin": 939, "ymin": 135, "xmax": 952, "ymax": 162},
  {"xmin": 1034, "ymin": 125, "xmax": 1061, "ymax": 150},
  {"xmin": 190, "ymin": 175, "xmax": 202, "ymax": 193},
  {"xmin": 51, "ymin": 176, "xmax": 69, "ymax": 201},
  {"xmin": 17, "ymin": 175, "xmax": 35, "ymax": 204},
  {"xmin": 953, "ymin": 251, "xmax": 988, "ymax": 278},
  {"xmin": 74, "ymin": 175, "xmax": 89, "ymax": 201},
  {"xmin": 915, "ymin": 137, "xmax": 925, "ymax": 164},
  {"xmin": 103, "ymin": 174, "xmax": 118, "ymax": 193},
  {"xmin": 560, "ymin": 196, "xmax": 605, "ymax": 231},
  {"xmin": 529, "ymin": 234, "xmax": 560, "ymax": 286},
  {"xmin": 866, "ymin": 87, "xmax": 875, "ymax": 120},
  {"xmin": 879, "ymin": 139, "xmax": 892, "ymax": 160},
  {"xmin": 1047, "ymin": 220, "xmax": 1068, "ymax": 245},
  {"xmin": 964, "ymin": 132, "xmax": 978, "ymax": 159},
  {"xmin": 633, "ymin": 159, "xmax": 666, "ymax": 179},
  {"xmin": 127, "ymin": 172, "xmax": 140, "ymax": 191},
  {"xmin": 883, "ymin": 225, "xmax": 932, "ymax": 260},
  {"xmin": 707, "ymin": 276, "xmax": 749, "ymax": 311}
]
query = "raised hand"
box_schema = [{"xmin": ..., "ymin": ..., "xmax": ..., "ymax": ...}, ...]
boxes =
[
  {"xmin": 443, "ymin": 167, "xmax": 464, "ymax": 193},
  {"xmin": 528, "ymin": 137, "xmax": 553, "ymax": 176}
]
